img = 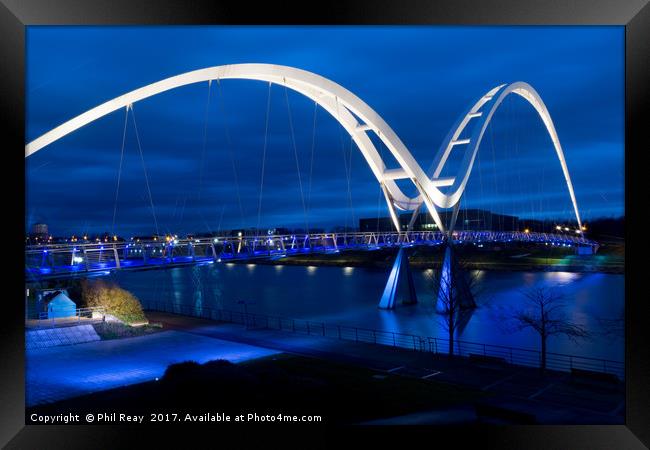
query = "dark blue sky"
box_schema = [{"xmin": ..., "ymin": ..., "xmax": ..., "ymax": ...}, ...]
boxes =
[{"xmin": 26, "ymin": 26, "xmax": 624, "ymax": 237}]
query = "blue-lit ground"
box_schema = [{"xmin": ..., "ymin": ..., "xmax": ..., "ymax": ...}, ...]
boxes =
[{"xmin": 25, "ymin": 330, "xmax": 279, "ymax": 406}]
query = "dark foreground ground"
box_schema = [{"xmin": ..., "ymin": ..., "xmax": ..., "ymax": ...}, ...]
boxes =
[
  {"xmin": 26, "ymin": 312, "xmax": 625, "ymax": 426},
  {"xmin": 26, "ymin": 352, "xmax": 485, "ymax": 425}
]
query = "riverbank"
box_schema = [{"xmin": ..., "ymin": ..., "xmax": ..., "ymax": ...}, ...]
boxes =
[
  {"xmin": 24, "ymin": 312, "xmax": 624, "ymax": 425},
  {"xmin": 244, "ymin": 243, "xmax": 625, "ymax": 274}
]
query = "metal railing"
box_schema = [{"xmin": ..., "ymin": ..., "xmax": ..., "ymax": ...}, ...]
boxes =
[
  {"xmin": 25, "ymin": 229, "xmax": 599, "ymax": 280},
  {"xmin": 144, "ymin": 301, "xmax": 623, "ymax": 380},
  {"xmin": 27, "ymin": 307, "xmax": 106, "ymax": 328}
]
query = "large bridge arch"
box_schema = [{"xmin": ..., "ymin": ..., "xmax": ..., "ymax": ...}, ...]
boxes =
[
  {"xmin": 25, "ymin": 63, "xmax": 447, "ymax": 230},
  {"xmin": 25, "ymin": 64, "xmax": 582, "ymax": 234}
]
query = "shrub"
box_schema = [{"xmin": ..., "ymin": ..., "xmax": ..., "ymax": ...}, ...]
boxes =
[
  {"xmin": 163, "ymin": 361, "xmax": 203, "ymax": 383},
  {"xmin": 81, "ymin": 279, "xmax": 147, "ymax": 325}
]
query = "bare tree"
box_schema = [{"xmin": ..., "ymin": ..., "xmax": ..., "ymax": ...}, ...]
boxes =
[
  {"xmin": 424, "ymin": 249, "xmax": 486, "ymax": 357},
  {"xmin": 507, "ymin": 286, "xmax": 590, "ymax": 372}
]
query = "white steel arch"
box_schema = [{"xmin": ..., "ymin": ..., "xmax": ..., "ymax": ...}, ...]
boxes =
[
  {"xmin": 419, "ymin": 81, "xmax": 583, "ymax": 233},
  {"xmin": 25, "ymin": 64, "xmax": 582, "ymax": 234}
]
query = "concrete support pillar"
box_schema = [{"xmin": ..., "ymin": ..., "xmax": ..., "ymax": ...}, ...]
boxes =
[
  {"xmin": 112, "ymin": 245, "xmax": 121, "ymax": 269},
  {"xmin": 82, "ymin": 248, "xmax": 90, "ymax": 271},
  {"xmin": 437, "ymin": 244, "xmax": 476, "ymax": 312},
  {"xmin": 378, "ymin": 246, "xmax": 418, "ymax": 309}
]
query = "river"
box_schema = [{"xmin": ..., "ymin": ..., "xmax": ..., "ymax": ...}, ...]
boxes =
[{"xmin": 106, "ymin": 262, "xmax": 624, "ymax": 362}]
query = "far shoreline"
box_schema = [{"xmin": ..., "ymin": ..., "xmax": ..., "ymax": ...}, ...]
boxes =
[{"xmin": 243, "ymin": 256, "xmax": 624, "ymax": 275}]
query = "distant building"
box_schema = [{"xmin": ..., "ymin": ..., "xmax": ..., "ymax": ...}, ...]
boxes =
[
  {"xmin": 27, "ymin": 223, "xmax": 51, "ymax": 244},
  {"xmin": 267, "ymin": 227, "xmax": 292, "ymax": 236},
  {"xmin": 31, "ymin": 223, "xmax": 49, "ymax": 236},
  {"xmin": 359, "ymin": 209, "xmax": 520, "ymax": 232}
]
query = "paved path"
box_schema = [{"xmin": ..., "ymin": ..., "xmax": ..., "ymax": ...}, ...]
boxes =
[
  {"xmin": 148, "ymin": 311, "xmax": 625, "ymax": 424},
  {"xmin": 26, "ymin": 330, "xmax": 279, "ymax": 407}
]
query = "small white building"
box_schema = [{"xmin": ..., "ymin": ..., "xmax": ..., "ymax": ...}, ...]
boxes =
[{"xmin": 42, "ymin": 290, "xmax": 77, "ymax": 319}]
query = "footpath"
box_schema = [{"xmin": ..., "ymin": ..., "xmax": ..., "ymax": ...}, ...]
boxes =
[{"xmin": 147, "ymin": 311, "xmax": 625, "ymax": 424}]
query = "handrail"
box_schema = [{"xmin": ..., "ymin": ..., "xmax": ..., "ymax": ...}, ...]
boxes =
[
  {"xmin": 28, "ymin": 306, "xmax": 106, "ymax": 327},
  {"xmin": 143, "ymin": 301, "xmax": 623, "ymax": 380},
  {"xmin": 25, "ymin": 230, "xmax": 596, "ymax": 253}
]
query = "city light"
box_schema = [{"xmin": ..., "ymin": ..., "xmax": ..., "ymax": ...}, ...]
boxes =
[{"xmin": 524, "ymin": 228, "xmax": 530, "ymax": 233}]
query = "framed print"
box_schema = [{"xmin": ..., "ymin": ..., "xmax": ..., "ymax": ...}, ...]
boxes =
[{"xmin": 2, "ymin": 0, "xmax": 648, "ymax": 448}]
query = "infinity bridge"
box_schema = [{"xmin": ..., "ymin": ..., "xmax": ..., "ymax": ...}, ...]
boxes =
[
  {"xmin": 26, "ymin": 63, "xmax": 584, "ymax": 234},
  {"xmin": 26, "ymin": 230, "xmax": 596, "ymax": 280},
  {"xmin": 26, "ymin": 63, "xmax": 592, "ymax": 290}
]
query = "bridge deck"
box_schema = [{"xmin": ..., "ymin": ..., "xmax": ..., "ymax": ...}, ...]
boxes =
[{"xmin": 25, "ymin": 231, "xmax": 597, "ymax": 281}]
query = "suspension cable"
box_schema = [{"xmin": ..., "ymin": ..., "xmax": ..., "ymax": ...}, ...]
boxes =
[
  {"xmin": 283, "ymin": 83, "xmax": 308, "ymax": 232},
  {"xmin": 376, "ymin": 139, "xmax": 385, "ymax": 233},
  {"xmin": 215, "ymin": 78, "xmax": 246, "ymax": 229},
  {"xmin": 306, "ymin": 101, "xmax": 318, "ymax": 233},
  {"xmin": 345, "ymin": 135, "xmax": 356, "ymax": 231},
  {"xmin": 217, "ymin": 204, "xmax": 225, "ymax": 234},
  {"xmin": 475, "ymin": 124, "xmax": 486, "ymax": 231},
  {"xmin": 334, "ymin": 96, "xmax": 355, "ymax": 231},
  {"xmin": 489, "ymin": 121, "xmax": 501, "ymax": 231},
  {"xmin": 197, "ymin": 79, "xmax": 213, "ymax": 201},
  {"xmin": 256, "ymin": 82, "xmax": 272, "ymax": 234},
  {"xmin": 111, "ymin": 105, "xmax": 129, "ymax": 237},
  {"xmin": 130, "ymin": 104, "xmax": 160, "ymax": 237}
]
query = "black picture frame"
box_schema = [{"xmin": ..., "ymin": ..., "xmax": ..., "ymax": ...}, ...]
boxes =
[{"xmin": 2, "ymin": 0, "xmax": 648, "ymax": 447}]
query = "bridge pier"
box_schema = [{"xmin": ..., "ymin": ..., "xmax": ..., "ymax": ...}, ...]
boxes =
[
  {"xmin": 112, "ymin": 245, "xmax": 121, "ymax": 269},
  {"xmin": 378, "ymin": 246, "xmax": 418, "ymax": 309},
  {"xmin": 436, "ymin": 243, "xmax": 476, "ymax": 313}
]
